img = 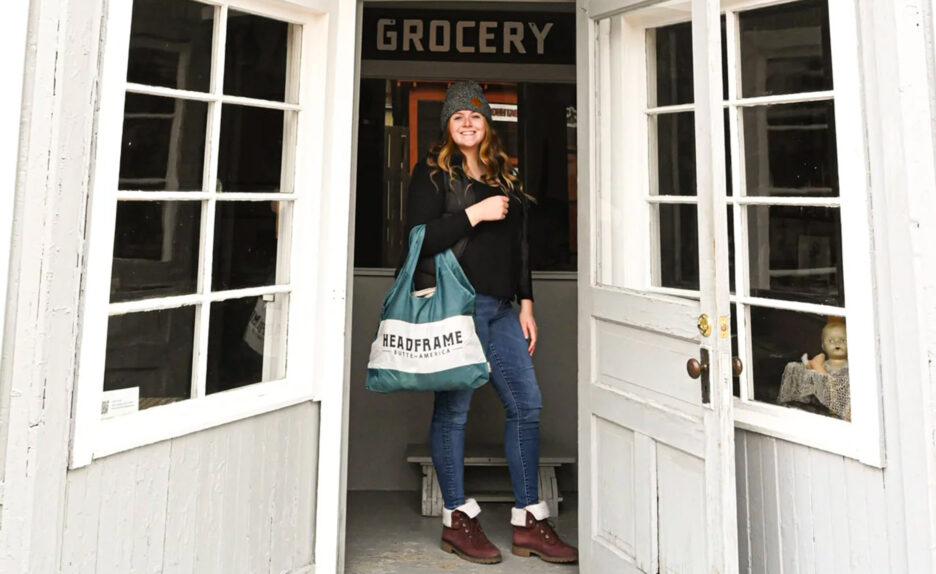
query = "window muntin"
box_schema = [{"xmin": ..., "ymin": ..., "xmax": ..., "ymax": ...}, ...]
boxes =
[{"xmin": 103, "ymin": 0, "xmax": 302, "ymax": 416}]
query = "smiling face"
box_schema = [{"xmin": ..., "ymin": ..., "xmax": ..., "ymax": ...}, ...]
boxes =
[
  {"xmin": 447, "ymin": 109, "xmax": 487, "ymax": 152},
  {"xmin": 821, "ymin": 322, "xmax": 847, "ymax": 361}
]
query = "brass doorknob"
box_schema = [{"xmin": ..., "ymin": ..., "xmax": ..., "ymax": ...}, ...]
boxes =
[
  {"xmin": 732, "ymin": 357, "xmax": 743, "ymax": 377},
  {"xmin": 686, "ymin": 358, "xmax": 708, "ymax": 379}
]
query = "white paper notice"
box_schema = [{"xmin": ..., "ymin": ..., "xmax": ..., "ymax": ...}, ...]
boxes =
[{"xmin": 101, "ymin": 387, "xmax": 139, "ymax": 419}]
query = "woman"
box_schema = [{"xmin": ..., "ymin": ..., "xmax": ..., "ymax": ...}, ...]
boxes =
[{"xmin": 405, "ymin": 81, "xmax": 578, "ymax": 565}]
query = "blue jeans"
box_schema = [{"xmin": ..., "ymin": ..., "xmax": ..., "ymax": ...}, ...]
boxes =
[{"xmin": 430, "ymin": 294, "xmax": 543, "ymax": 510}]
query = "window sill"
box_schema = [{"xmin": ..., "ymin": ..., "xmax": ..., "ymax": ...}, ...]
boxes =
[
  {"xmin": 71, "ymin": 379, "xmax": 318, "ymax": 467},
  {"xmin": 733, "ymin": 398, "xmax": 883, "ymax": 468}
]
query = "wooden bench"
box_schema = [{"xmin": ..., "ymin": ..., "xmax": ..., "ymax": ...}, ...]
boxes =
[{"xmin": 406, "ymin": 443, "xmax": 575, "ymax": 519}]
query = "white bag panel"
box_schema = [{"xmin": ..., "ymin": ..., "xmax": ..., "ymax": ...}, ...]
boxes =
[{"xmin": 368, "ymin": 315, "xmax": 487, "ymax": 374}]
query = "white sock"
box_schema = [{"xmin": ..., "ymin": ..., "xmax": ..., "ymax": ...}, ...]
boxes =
[
  {"xmin": 443, "ymin": 498, "xmax": 481, "ymax": 527},
  {"xmin": 511, "ymin": 500, "xmax": 550, "ymax": 526}
]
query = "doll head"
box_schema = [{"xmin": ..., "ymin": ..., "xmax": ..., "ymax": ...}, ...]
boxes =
[{"xmin": 821, "ymin": 321, "xmax": 847, "ymax": 362}]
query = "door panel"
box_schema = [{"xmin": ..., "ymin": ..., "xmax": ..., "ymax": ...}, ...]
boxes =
[
  {"xmin": 593, "ymin": 419, "xmax": 637, "ymax": 555},
  {"xmin": 577, "ymin": 1, "xmax": 737, "ymax": 572},
  {"xmin": 596, "ymin": 317, "xmax": 703, "ymax": 406},
  {"xmin": 658, "ymin": 443, "xmax": 706, "ymax": 574}
]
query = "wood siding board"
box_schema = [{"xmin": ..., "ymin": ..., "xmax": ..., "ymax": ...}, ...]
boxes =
[
  {"xmin": 843, "ymin": 460, "xmax": 873, "ymax": 573},
  {"xmin": 760, "ymin": 437, "xmax": 783, "ymax": 574},
  {"xmin": 294, "ymin": 404, "xmax": 317, "ymax": 568},
  {"xmin": 269, "ymin": 409, "xmax": 294, "ymax": 573},
  {"xmin": 863, "ymin": 467, "xmax": 891, "ymax": 573},
  {"xmin": 95, "ymin": 450, "xmax": 142, "ymax": 571},
  {"xmin": 746, "ymin": 433, "xmax": 767, "ymax": 573},
  {"xmin": 807, "ymin": 447, "xmax": 838, "ymax": 572},
  {"xmin": 775, "ymin": 439, "xmax": 799, "ymax": 574},
  {"xmin": 792, "ymin": 441, "xmax": 816, "ymax": 574},
  {"xmin": 163, "ymin": 434, "xmax": 200, "ymax": 574},
  {"xmin": 247, "ymin": 415, "xmax": 274, "ymax": 574},
  {"xmin": 827, "ymin": 455, "xmax": 851, "ymax": 572},
  {"xmin": 193, "ymin": 425, "xmax": 229, "ymax": 571},
  {"xmin": 61, "ymin": 463, "xmax": 102, "ymax": 574},
  {"xmin": 735, "ymin": 431, "xmax": 752, "ymax": 573},
  {"xmin": 130, "ymin": 442, "xmax": 171, "ymax": 574},
  {"xmin": 221, "ymin": 419, "xmax": 250, "ymax": 573}
]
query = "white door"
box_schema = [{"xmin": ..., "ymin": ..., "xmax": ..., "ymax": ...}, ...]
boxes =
[{"xmin": 576, "ymin": 1, "xmax": 738, "ymax": 573}]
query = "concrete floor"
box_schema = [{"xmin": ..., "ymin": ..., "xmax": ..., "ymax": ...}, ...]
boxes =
[{"xmin": 345, "ymin": 491, "xmax": 579, "ymax": 574}]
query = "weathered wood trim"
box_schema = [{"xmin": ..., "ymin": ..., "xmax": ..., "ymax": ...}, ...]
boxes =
[
  {"xmin": 0, "ymin": 0, "xmax": 31, "ymax": 503},
  {"xmin": 0, "ymin": 0, "xmax": 106, "ymax": 570},
  {"xmin": 858, "ymin": 0, "xmax": 936, "ymax": 570},
  {"xmin": 314, "ymin": 0, "xmax": 360, "ymax": 572},
  {"xmin": 575, "ymin": 6, "xmax": 596, "ymax": 574}
]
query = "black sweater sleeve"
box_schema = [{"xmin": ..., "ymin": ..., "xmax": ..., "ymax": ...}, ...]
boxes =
[
  {"xmin": 518, "ymin": 198, "xmax": 534, "ymax": 301},
  {"xmin": 405, "ymin": 161, "xmax": 473, "ymax": 257}
]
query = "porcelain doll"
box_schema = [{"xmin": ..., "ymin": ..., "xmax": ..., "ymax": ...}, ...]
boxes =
[{"xmin": 777, "ymin": 321, "xmax": 850, "ymax": 420}]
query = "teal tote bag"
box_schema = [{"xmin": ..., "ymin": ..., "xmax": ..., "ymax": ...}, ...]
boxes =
[{"xmin": 366, "ymin": 225, "xmax": 490, "ymax": 393}]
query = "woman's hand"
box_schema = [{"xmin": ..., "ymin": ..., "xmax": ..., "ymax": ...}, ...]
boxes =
[
  {"xmin": 465, "ymin": 195, "xmax": 509, "ymax": 226},
  {"xmin": 518, "ymin": 299, "xmax": 537, "ymax": 356}
]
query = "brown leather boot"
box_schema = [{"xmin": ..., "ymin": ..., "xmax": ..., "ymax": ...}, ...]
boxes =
[
  {"xmin": 440, "ymin": 500, "xmax": 502, "ymax": 564},
  {"xmin": 511, "ymin": 502, "xmax": 578, "ymax": 564}
]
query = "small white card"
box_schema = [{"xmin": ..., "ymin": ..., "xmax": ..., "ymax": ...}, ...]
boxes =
[{"xmin": 101, "ymin": 387, "xmax": 139, "ymax": 419}]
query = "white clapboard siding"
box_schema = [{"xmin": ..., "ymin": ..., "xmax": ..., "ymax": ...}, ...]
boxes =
[
  {"xmin": 735, "ymin": 430, "xmax": 892, "ymax": 574},
  {"xmin": 61, "ymin": 403, "xmax": 319, "ymax": 574}
]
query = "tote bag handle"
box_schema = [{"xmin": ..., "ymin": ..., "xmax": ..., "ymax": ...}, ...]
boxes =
[{"xmin": 383, "ymin": 225, "xmax": 475, "ymax": 312}]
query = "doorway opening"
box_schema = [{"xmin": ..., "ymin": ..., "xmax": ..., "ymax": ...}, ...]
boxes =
[{"xmin": 344, "ymin": 4, "xmax": 580, "ymax": 571}]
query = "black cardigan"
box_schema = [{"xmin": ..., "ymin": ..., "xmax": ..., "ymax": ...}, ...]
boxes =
[{"xmin": 404, "ymin": 160, "xmax": 533, "ymax": 302}]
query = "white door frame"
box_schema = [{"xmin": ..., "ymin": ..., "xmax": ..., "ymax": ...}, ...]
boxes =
[{"xmin": 318, "ymin": 2, "xmax": 579, "ymax": 573}]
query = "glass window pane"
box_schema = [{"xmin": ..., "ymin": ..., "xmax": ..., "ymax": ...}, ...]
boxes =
[
  {"xmin": 104, "ymin": 306, "xmax": 196, "ymax": 413},
  {"xmin": 212, "ymin": 201, "xmax": 285, "ymax": 291},
  {"xmin": 111, "ymin": 201, "xmax": 202, "ymax": 303},
  {"xmin": 206, "ymin": 294, "xmax": 288, "ymax": 394},
  {"xmin": 119, "ymin": 94, "xmax": 208, "ymax": 191},
  {"xmin": 742, "ymin": 101, "xmax": 837, "ymax": 197},
  {"xmin": 655, "ymin": 203, "xmax": 699, "ymax": 290},
  {"xmin": 651, "ymin": 21, "xmax": 693, "ymax": 107},
  {"xmin": 224, "ymin": 11, "xmax": 291, "ymax": 102},
  {"xmin": 654, "ymin": 112, "xmax": 696, "ymax": 196},
  {"xmin": 750, "ymin": 307, "xmax": 849, "ymax": 421},
  {"xmin": 746, "ymin": 205, "xmax": 843, "ymax": 306},
  {"xmin": 127, "ymin": 0, "xmax": 214, "ymax": 92},
  {"xmin": 217, "ymin": 106, "xmax": 294, "ymax": 192},
  {"xmin": 739, "ymin": 0, "xmax": 833, "ymax": 98}
]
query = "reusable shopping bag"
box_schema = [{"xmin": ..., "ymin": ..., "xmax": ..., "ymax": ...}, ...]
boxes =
[{"xmin": 366, "ymin": 224, "xmax": 489, "ymax": 393}]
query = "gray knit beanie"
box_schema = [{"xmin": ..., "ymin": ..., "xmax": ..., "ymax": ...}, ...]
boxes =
[{"xmin": 440, "ymin": 81, "xmax": 493, "ymax": 133}]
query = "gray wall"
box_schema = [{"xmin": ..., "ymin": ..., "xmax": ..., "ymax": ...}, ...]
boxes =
[
  {"xmin": 60, "ymin": 403, "xmax": 320, "ymax": 574},
  {"xmin": 348, "ymin": 273, "xmax": 578, "ymax": 493}
]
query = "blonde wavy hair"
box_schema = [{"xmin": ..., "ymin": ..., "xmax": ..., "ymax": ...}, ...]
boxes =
[{"xmin": 426, "ymin": 117, "xmax": 531, "ymax": 201}]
